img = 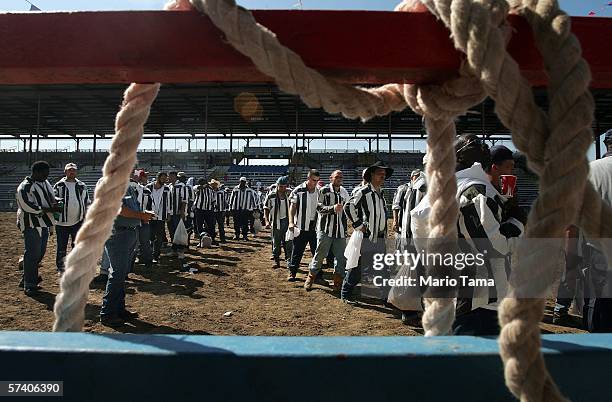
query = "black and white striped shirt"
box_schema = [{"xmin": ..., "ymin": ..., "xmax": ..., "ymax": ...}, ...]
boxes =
[
  {"xmin": 170, "ymin": 182, "xmax": 191, "ymax": 216},
  {"xmin": 317, "ymin": 184, "xmax": 349, "ymax": 238},
  {"xmin": 193, "ymin": 184, "xmax": 216, "ymax": 211},
  {"xmin": 229, "ymin": 186, "xmax": 257, "ymax": 211},
  {"xmin": 264, "ymin": 190, "xmax": 290, "ymax": 231},
  {"xmin": 146, "ymin": 182, "xmax": 173, "ymax": 221},
  {"xmin": 131, "ymin": 181, "xmax": 152, "ymax": 212},
  {"xmin": 214, "ymin": 189, "xmax": 229, "ymax": 212},
  {"xmin": 16, "ymin": 177, "xmax": 56, "ymax": 232},
  {"xmin": 345, "ymin": 183, "xmax": 387, "ymax": 240},
  {"xmin": 289, "ymin": 182, "xmax": 320, "ymax": 232},
  {"xmin": 53, "ymin": 177, "xmax": 90, "ymax": 226},
  {"xmin": 392, "ymin": 182, "xmax": 410, "ymax": 230}
]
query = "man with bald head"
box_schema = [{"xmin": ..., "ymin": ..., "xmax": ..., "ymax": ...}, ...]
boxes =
[{"xmin": 304, "ymin": 170, "xmax": 350, "ymax": 292}]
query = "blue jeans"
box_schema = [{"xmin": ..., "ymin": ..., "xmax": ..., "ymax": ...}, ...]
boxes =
[
  {"xmin": 22, "ymin": 227, "xmax": 49, "ymax": 289},
  {"xmin": 309, "ymin": 232, "xmax": 347, "ymax": 277},
  {"xmin": 100, "ymin": 244, "xmax": 110, "ymax": 275},
  {"xmin": 288, "ymin": 229, "xmax": 316, "ymax": 275},
  {"xmin": 271, "ymin": 218, "xmax": 292, "ymax": 262},
  {"xmin": 55, "ymin": 222, "xmax": 82, "ymax": 273},
  {"xmin": 341, "ymin": 237, "xmax": 387, "ymax": 300},
  {"xmin": 101, "ymin": 226, "xmax": 137, "ymax": 317}
]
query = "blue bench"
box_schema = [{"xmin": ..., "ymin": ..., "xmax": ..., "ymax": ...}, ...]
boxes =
[{"xmin": 1, "ymin": 332, "xmax": 610, "ymax": 402}]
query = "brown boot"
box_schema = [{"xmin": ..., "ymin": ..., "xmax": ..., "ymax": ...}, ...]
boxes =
[
  {"xmin": 333, "ymin": 274, "xmax": 343, "ymax": 292},
  {"xmin": 304, "ymin": 273, "xmax": 316, "ymax": 291}
]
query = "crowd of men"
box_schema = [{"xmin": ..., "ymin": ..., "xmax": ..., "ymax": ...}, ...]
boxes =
[
  {"xmin": 14, "ymin": 129, "xmax": 612, "ymax": 332},
  {"xmin": 259, "ymin": 131, "xmax": 612, "ymax": 335},
  {"xmin": 15, "ymin": 164, "xmax": 269, "ymax": 327}
]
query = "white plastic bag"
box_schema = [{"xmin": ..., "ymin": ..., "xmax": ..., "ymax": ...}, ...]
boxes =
[
  {"xmin": 344, "ymin": 229, "xmax": 364, "ymax": 270},
  {"xmin": 387, "ymin": 263, "xmax": 423, "ymax": 312},
  {"xmin": 173, "ymin": 219, "xmax": 189, "ymax": 246},
  {"xmin": 285, "ymin": 227, "xmax": 300, "ymax": 242},
  {"xmin": 253, "ymin": 219, "xmax": 263, "ymax": 234}
]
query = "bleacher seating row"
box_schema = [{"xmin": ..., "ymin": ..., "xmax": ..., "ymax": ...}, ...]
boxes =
[{"xmin": 0, "ymin": 153, "xmax": 539, "ymax": 212}]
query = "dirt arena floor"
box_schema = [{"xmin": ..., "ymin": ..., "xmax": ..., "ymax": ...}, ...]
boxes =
[{"xmin": 0, "ymin": 212, "xmax": 585, "ymax": 336}]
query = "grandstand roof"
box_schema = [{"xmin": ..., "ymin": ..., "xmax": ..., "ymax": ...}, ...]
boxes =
[{"xmin": 1, "ymin": 83, "xmax": 611, "ymax": 142}]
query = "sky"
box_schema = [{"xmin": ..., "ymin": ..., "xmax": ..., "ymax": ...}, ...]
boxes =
[
  {"xmin": 1, "ymin": 0, "xmax": 611, "ymax": 15},
  {"xmin": 1, "ymin": 0, "xmax": 610, "ymax": 161}
]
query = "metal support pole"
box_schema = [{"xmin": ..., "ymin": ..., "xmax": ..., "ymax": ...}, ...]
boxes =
[
  {"xmin": 204, "ymin": 93, "xmax": 209, "ymax": 172},
  {"xmin": 595, "ymin": 116, "xmax": 601, "ymax": 160},
  {"xmin": 159, "ymin": 135, "xmax": 164, "ymax": 169},
  {"xmin": 35, "ymin": 96, "xmax": 41, "ymax": 162},
  {"xmin": 388, "ymin": 115, "xmax": 392, "ymax": 154},
  {"xmin": 92, "ymin": 133, "xmax": 97, "ymax": 168},
  {"xmin": 229, "ymin": 129, "xmax": 233, "ymax": 165}
]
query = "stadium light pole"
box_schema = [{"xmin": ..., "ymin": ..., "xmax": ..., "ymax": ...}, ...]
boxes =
[
  {"xmin": 92, "ymin": 133, "xmax": 96, "ymax": 168},
  {"xmin": 204, "ymin": 92, "xmax": 208, "ymax": 173},
  {"xmin": 595, "ymin": 116, "xmax": 601, "ymax": 160}
]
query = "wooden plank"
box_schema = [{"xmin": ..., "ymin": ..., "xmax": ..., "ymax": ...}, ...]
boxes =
[
  {"xmin": 0, "ymin": 11, "xmax": 611, "ymax": 87},
  {"xmin": 1, "ymin": 332, "xmax": 611, "ymax": 401}
]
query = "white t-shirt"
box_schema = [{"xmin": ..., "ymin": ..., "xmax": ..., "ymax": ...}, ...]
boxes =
[
  {"xmin": 306, "ymin": 190, "xmax": 318, "ymax": 223},
  {"xmin": 151, "ymin": 186, "xmax": 164, "ymax": 219},
  {"xmin": 57, "ymin": 181, "xmax": 81, "ymax": 227},
  {"xmin": 277, "ymin": 196, "xmax": 288, "ymax": 220}
]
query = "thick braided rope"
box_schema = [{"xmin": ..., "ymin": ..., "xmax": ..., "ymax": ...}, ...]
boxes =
[
  {"xmin": 417, "ymin": 0, "xmax": 611, "ymax": 400},
  {"xmin": 189, "ymin": 0, "xmax": 408, "ymax": 121},
  {"xmin": 51, "ymin": 0, "xmax": 193, "ymax": 331},
  {"xmin": 52, "ymin": 83, "xmax": 160, "ymax": 331},
  {"xmin": 403, "ymin": 77, "xmax": 487, "ymax": 335}
]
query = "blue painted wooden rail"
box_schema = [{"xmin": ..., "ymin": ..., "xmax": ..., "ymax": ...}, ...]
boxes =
[{"xmin": 0, "ymin": 332, "xmax": 610, "ymax": 402}]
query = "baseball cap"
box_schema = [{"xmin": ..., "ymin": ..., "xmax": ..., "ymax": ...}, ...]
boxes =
[
  {"xmin": 64, "ymin": 163, "xmax": 78, "ymax": 170},
  {"xmin": 240, "ymin": 176, "xmax": 247, "ymax": 182}
]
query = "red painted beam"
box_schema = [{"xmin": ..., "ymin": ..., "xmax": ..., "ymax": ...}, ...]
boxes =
[{"xmin": 0, "ymin": 10, "xmax": 611, "ymax": 88}]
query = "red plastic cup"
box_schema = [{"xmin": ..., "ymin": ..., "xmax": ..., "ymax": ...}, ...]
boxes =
[{"xmin": 501, "ymin": 175, "xmax": 517, "ymax": 197}]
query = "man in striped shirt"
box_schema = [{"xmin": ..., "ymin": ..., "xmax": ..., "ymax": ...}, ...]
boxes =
[
  {"xmin": 304, "ymin": 170, "xmax": 349, "ymax": 291},
  {"xmin": 16, "ymin": 161, "xmax": 62, "ymax": 295},
  {"xmin": 342, "ymin": 161, "xmax": 392, "ymax": 304},
  {"xmin": 212, "ymin": 179, "xmax": 228, "ymax": 243},
  {"xmin": 287, "ymin": 169, "xmax": 321, "ymax": 281},
  {"xmin": 131, "ymin": 169, "xmax": 153, "ymax": 269},
  {"xmin": 53, "ymin": 163, "xmax": 90, "ymax": 274},
  {"xmin": 169, "ymin": 172, "xmax": 191, "ymax": 258},
  {"xmin": 264, "ymin": 176, "xmax": 293, "ymax": 268},
  {"xmin": 146, "ymin": 172, "xmax": 173, "ymax": 263},
  {"xmin": 193, "ymin": 178, "xmax": 217, "ymax": 244},
  {"xmin": 229, "ymin": 177, "xmax": 258, "ymax": 241}
]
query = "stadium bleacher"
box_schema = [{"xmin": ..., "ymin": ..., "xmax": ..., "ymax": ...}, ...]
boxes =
[{"xmin": 0, "ymin": 150, "xmax": 539, "ymax": 212}]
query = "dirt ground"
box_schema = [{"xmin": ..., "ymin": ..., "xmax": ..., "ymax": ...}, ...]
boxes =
[{"xmin": 0, "ymin": 212, "xmax": 585, "ymax": 336}]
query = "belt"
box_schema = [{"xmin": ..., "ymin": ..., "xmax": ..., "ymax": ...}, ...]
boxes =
[{"xmin": 115, "ymin": 225, "xmax": 138, "ymax": 231}]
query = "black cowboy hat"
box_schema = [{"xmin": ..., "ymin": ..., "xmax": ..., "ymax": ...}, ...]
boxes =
[{"xmin": 364, "ymin": 161, "xmax": 393, "ymax": 182}]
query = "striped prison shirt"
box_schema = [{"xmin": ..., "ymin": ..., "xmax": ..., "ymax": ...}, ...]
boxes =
[
  {"xmin": 317, "ymin": 184, "xmax": 349, "ymax": 238},
  {"xmin": 454, "ymin": 163, "xmax": 524, "ymax": 315},
  {"xmin": 16, "ymin": 177, "xmax": 56, "ymax": 232},
  {"xmin": 264, "ymin": 190, "xmax": 290, "ymax": 231},
  {"xmin": 229, "ymin": 186, "xmax": 258, "ymax": 211},
  {"xmin": 214, "ymin": 189, "xmax": 229, "ymax": 212},
  {"xmin": 344, "ymin": 183, "xmax": 387, "ymax": 241},
  {"xmin": 53, "ymin": 177, "xmax": 90, "ymax": 226},
  {"xmin": 392, "ymin": 182, "xmax": 411, "ymax": 230},
  {"xmin": 193, "ymin": 184, "xmax": 216, "ymax": 211},
  {"xmin": 131, "ymin": 181, "xmax": 152, "ymax": 212},
  {"xmin": 170, "ymin": 181, "xmax": 191, "ymax": 216},
  {"xmin": 145, "ymin": 182, "xmax": 173, "ymax": 221},
  {"xmin": 289, "ymin": 182, "xmax": 320, "ymax": 232}
]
